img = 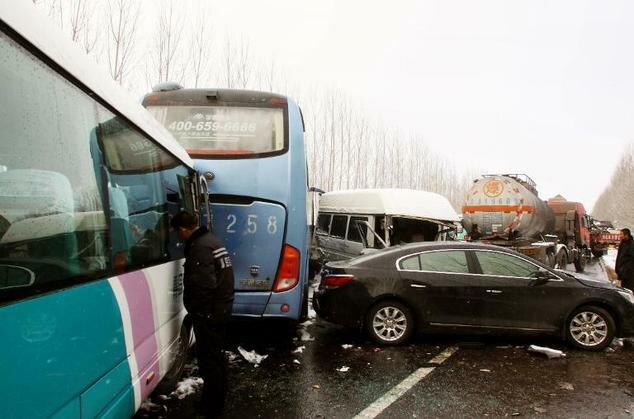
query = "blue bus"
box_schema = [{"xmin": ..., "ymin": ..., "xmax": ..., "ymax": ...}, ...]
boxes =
[
  {"xmin": 1, "ymin": 3, "xmax": 202, "ymax": 417},
  {"xmin": 143, "ymin": 86, "xmax": 311, "ymax": 321}
]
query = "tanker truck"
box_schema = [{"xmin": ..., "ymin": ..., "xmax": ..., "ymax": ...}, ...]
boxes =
[{"xmin": 462, "ymin": 174, "xmax": 579, "ymax": 271}]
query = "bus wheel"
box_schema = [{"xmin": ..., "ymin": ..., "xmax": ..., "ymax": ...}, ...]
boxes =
[{"xmin": 155, "ymin": 320, "xmax": 192, "ymax": 393}]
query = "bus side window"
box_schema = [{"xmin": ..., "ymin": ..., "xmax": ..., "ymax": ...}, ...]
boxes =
[
  {"xmin": 98, "ymin": 113, "xmax": 189, "ymax": 268},
  {"xmin": 0, "ymin": 30, "xmax": 109, "ymax": 300}
]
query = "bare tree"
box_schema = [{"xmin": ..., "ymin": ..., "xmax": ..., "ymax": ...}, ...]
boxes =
[
  {"xmin": 105, "ymin": 0, "xmax": 140, "ymax": 84},
  {"xmin": 189, "ymin": 14, "xmax": 212, "ymax": 88},
  {"xmin": 145, "ymin": 0, "xmax": 187, "ymax": 87}
]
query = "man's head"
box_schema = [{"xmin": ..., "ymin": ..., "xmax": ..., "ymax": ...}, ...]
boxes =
[
  {"xmin": 171, "ymin": 211, "xmax": 199, "ymax": 241},
  {"xmin": 620, "ymin": 228, "xmax": 632, "ymax": 242}
]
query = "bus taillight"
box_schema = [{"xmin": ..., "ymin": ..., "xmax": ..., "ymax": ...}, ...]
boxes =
[{"xmin": 273, "ymin": 244, "xmax": 300, "ymax": 292}]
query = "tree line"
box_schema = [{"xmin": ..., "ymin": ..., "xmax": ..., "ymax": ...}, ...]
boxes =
[
  {"xmin": 592, "ymin": 142, "xmax": 634, "ymax": 228},
  {"xmin": 33, "ymin": 0, "xmax": 475, "ymax": 210}
]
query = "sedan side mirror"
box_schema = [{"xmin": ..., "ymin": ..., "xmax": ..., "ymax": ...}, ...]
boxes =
[{"xmin": 529, "ymin": 270, "xmax": 554, "ymax": 286}]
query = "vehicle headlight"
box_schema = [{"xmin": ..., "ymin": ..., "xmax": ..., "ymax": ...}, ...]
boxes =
[{"xmin": 618, "ymin": 289, "xmax": 634, "ymax": 304}]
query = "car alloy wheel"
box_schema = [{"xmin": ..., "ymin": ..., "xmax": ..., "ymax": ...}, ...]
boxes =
[
  {"xmin": 367, "ymin": 300, "xmax": 413, "ymax": 345},
  {"xmin": 567, "ymin": 306, "xmax": 614, "ymax": 351}
]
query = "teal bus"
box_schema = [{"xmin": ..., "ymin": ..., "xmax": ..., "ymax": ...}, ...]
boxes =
[{"xmin": 0, "ymin": 3, "xmax": 204, "ymax": 417}]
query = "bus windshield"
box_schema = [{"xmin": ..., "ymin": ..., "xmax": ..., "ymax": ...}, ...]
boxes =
[{"xmin": 147, "ymin": 105, "xmax": 285, "ymax": 157}]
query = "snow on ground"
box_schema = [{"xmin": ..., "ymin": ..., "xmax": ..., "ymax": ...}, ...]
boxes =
[
  {"xmin": 170, "ymin": 377, "xmax": 204, "ymax": 400},
  {"xmin": 237, "ymin": 346, "xmax": 268, "ymax": 366},
  {"xmin": 602, "ymin": 248, "xmax": 617, "ymax": 270}
]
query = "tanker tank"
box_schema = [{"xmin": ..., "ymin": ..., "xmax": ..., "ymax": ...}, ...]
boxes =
[{"xmin": 462, "ymin": 174, "xmax": 555, "ymax": 241}]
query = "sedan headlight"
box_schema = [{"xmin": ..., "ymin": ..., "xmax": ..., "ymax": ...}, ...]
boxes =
[{"xmin": 618, "ymin": 289, "xmax": 634, "ymax": 304}]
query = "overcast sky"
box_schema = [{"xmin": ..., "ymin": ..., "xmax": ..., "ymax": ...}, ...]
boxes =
[{"xmin": 136, "ymin": 0, "xmax": 634, "ymax": 210}]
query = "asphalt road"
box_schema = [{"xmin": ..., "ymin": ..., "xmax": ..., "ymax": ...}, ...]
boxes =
[{"xmin": 136, "ymin": 260, "xmax": 634, "ymax": 418}]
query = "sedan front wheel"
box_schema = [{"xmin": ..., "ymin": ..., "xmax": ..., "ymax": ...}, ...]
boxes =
[
  {"xmin": 366, "ymin": 300, "xmax": 413, "ymax": 345},
  {"xmin": 566, "ymin": 306, "xmax": 615, "ymax": 351}
]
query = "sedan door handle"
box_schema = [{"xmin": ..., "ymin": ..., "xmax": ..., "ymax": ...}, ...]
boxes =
[
  {"xmin": 486, "ymin": 289, "xmax": 502, "ymax": 294},
  {"xmin": 410, "ymin": 284, "xmax": 427, "ymax": 288}
]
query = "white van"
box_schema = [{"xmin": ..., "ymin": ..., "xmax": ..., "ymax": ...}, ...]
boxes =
[{"xmin": 311, "ymin": 188, "xmax": 461, "ymax": 267}]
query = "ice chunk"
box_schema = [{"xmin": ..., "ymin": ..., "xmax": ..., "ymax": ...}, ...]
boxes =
[
  {"xmin": 528, "ymin": 345, "xmax": 566, "ymax": 359},
  {"xmin": 238, "ymin": 346, "xmax": 269, "ymax": 366},
  {"xmin": 299, "ymin": 329, "xmax": 315, "ymax": 342},
  {"xmin": 170, "ymin": 377, "xmax": 204, "ymax": 400}
]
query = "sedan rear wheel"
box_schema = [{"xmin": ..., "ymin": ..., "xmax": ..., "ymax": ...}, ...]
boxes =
[
  {"xmin": 566, "ymin": 306, "xmax": 614, "ymax": 351},
  {"xmin": 366, "ymin": 300, "xmax": 413, "ymax": 345}
]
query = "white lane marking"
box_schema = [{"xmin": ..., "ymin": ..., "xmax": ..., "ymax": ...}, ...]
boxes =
[{"xmin": 353, "ymin": 346, "xmax": 458, "ymax": 419}]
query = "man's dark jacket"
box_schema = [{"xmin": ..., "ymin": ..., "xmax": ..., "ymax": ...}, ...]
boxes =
[
  {"xmin": 616, "ymin": 238, "xmax": 634, "ymax": 288},
  {"xmin": 183, "ymin": 226, "xmax": 234, "ymax": 315}
]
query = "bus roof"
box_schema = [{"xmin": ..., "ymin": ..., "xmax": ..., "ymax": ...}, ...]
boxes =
[
  {"xmin": 143, "ymin": 87, "xmax": 288, "ymax": 106},
  {"xmin": 0, "ymin": 2, "xmax": 193, "ymax": 168},
  {"xmin": 319, "ymin": 188, "xmax": 461, "ymax": 223}
]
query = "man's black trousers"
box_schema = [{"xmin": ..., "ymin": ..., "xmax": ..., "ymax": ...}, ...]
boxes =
[{"xmin": 191, "ymin": 310, "xmax": 230, "ymax": 417}]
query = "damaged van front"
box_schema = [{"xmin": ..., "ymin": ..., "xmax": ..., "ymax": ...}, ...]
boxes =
[{"xmin": 310, "ymin": 189, "xmax": 461, "ymax": 270}]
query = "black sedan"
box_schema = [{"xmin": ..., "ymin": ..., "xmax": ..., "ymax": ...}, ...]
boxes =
[{"xmin": 313, "ymin": 242, "xmax": 634, "ymax": 350}]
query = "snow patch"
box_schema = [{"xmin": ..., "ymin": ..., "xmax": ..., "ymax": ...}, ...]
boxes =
[
  {"xmin": 528, "ymin": 345, "xmax": 566, "ymax": 359},
  {"xmin": 238, "ymin": 346, "xmax": 268, "ymax": 366},
  {"xmin": 292, "ymin": 345, "xmax": 305, "ymax": 354},
  {"xmin": 170, "ymin": 377, "xmax": 204, "ymax": 400},
  {"xmin": 299, "ymin": 329, "xmax": 315, "ymax": 342},
  {"xmin": 336, "ymin": 366, "xmax": 350, "ymax": 372}
]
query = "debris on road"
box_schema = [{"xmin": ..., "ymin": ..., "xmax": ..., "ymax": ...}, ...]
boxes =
[
  {"xmin": 299, "ymin": 328, "xmax": 315, "ymax": 341},
  {"xmin": 528, "ymin": 345, "xmax": 566, "ymax": 359},
  {"xmin": 170, "ymin": 377, "xmax": 204, "ymax": 400},
  {"xmin": 341, "ymin": 344, "xmax": 354, "ymax": 349},
  {"xmin": 336, "ymin": 366, "xmax": 350, "ymax": 372},
  {"xmin": 372, "ymin": 347, "xmax": 382, "ymax": 352},
  {"xmin": 479, "ymin": 369, "xmax": 492, "ymax": 372},
  {"xmin": 292, "ymin": 345, "xmax": 306, "ymax": 354},
  {"xmin": 293, "ymin": 359, "xmax": 301, "ymax": 365},
  {"xmin": 534, "ymin": 406, "xmax": 547, "ymax": 413},
  {"xmin": 225, "ymin": 350, "xmax": 240, "ymax": 363},
  {"xmin": 238, "ymin": 346, "xmax": 269, "ymax": 366},
  {"xmin": 312, "ymin": 384, "xmax": 321, "ymax": 389},
  {"xmin": 559, "ymin": 382, "xmax": 575, "ymax": 391}
]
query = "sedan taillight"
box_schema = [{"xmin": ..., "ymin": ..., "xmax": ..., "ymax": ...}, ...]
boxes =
[{"xmin": 322, "ymin": 274, "xmax": 354, "ymax": 287}]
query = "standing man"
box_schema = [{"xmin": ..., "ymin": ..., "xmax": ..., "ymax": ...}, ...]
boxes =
[
  {"xmin": 171, "ymin": 211, "xmax": 234, "ymax": 417},
  {"xmin": 616, "ymin": 228, "xmax": 634, "ymax": 291}
]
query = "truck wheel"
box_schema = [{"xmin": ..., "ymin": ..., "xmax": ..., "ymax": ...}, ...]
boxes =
[
  {"xmin": 546, "ymin": 252, "xmax": 556, "ymax": 268},
  {"xmin": 574, "ymin": 252, "xmax": 586, "ymax": 273},
  {"xmin": 556, "ymin": 249, "xmax": 568, "ymax": 269},
  {"xmin": 566, "ymin": 306, "xmax": 615, "ymax": 351}
]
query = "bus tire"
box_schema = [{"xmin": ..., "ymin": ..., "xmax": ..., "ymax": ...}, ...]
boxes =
[{"xmin": 155, "ymin": 320, "xmax": 193, "ymax": 393}]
